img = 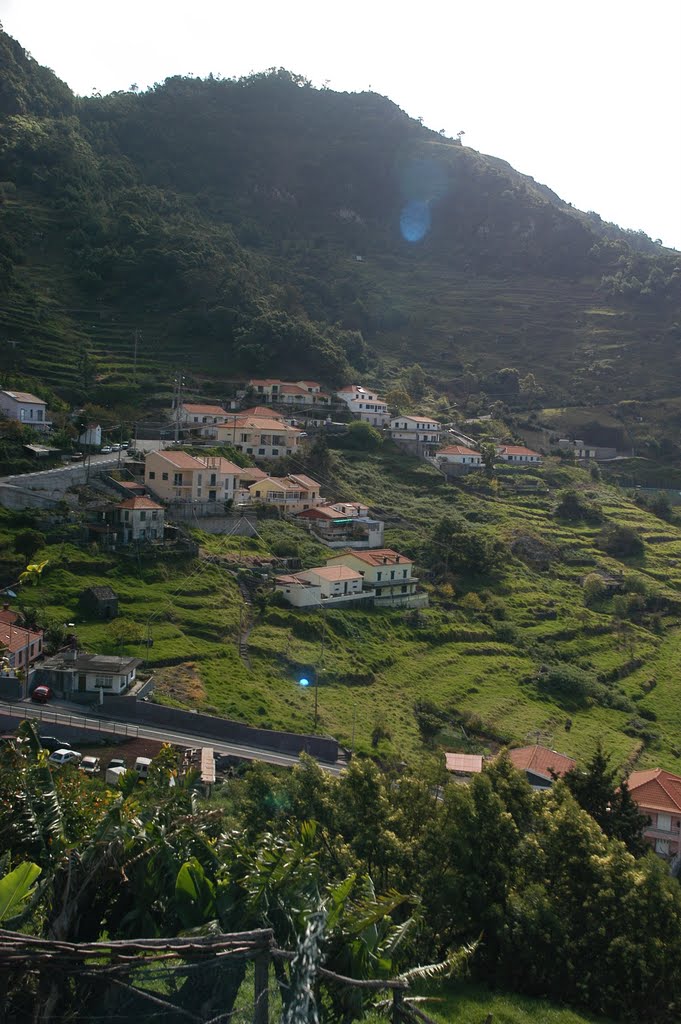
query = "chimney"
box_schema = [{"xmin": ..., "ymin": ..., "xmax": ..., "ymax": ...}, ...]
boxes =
[{"xmin": 2, "ymin": 603, "xmax": 8, "ymax": 611}]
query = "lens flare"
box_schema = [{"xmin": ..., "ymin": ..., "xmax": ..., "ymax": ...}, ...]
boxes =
[
  {"xmin": 400, "ymin": 199, "xmax": 431, "ymax": 243},
  {"xmin": 299, "ymin": 677, "xmax": 310, "ymax": 687}
]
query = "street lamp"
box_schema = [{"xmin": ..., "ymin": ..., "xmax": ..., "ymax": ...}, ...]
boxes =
[{"xmin": 298, "ymin": 670, "xmax": 319, "ymax": 731}]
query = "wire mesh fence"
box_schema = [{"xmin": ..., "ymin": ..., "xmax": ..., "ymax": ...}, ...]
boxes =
[{"xmin": 0, "ymin": 927, "xmax": 424, "ymax": 1024}]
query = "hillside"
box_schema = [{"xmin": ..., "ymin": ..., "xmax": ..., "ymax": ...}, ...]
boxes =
[{"xmin": 1, "ymin": 27, "xmax": 680, "ymax": 413}]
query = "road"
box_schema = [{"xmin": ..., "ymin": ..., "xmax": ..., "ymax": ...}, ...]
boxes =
[
  {"xmin": 0, "ymin": 451, "xmax": 125, "ymax": 484},
  {"xmin": 0, "ymin": 699, "xmax": 345, "ymax": 775}
]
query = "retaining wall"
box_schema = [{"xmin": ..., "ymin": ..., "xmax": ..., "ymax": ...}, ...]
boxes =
[{"xmin": 102, "ymin": 698, "xmax": 339, "ymax": 762}]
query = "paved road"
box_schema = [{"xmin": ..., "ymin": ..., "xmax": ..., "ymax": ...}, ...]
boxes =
[
  {"xmin": 0, "ymin": 699, "xmax": 345, "ymax": 775},
  {"xmin": 1, "ymin": 452, "xmax": 125, "ymax": 484}
]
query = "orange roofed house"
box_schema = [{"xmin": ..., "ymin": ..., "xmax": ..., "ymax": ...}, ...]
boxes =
[
  {"xmin": 326, "ymin": 548, "xmax": 428, "ymax": 609},
  {"xmin": 507, "ymin": 745, "xmax": 577, "ymax": 789},
  {"xmin": 496, "ymin": 445, "xmax": 543, "ymax": 464},
  {"xmin": 626, "ymin": 768, "xmax": 681, "ymax": 858}
]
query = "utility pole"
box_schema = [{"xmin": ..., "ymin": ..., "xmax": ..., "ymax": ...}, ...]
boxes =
[
  {"xmin": 173, "ymin": 372, "xmax": 186, "ymax": 443},
  {"xmin": 132, "ymin": 329, "xmax": 141, "ymax": 384}
]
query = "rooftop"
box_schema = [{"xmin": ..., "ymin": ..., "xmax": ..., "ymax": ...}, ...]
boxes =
[
  {"xmin": 507, "ymin": 745, "xmax": 577, "ymax": 780},
  {"xmin": 394, "ymin": 415, "xmax": 442, "ymax": 425},
  {"xmin": 239, "ymin": 406, "xmax": 284, "ymax": 419},
  {"xmin": 438, "ymin": 445, "xmax": 480, "ymax": 456},
  {"xmin": 497, "ymin": 445, "xmax": 541, "ymax": 456},
  {"xmin": 331, "ymin": 548, "xmax": 413, "ymax": 567},
  {"xmin": 115, "ymin": 496, "xmax": 164, "ymax": 511},
  {"xmin": 1, "ymin": 389, "xmax": 45, "ymax": 405},
  {"xmin": 0, "ymin": 621, "xmax": 43, "ymax": 655},
  {"xmin": 153, "ymin": 450, "xmax": 206, "ymax": 470},
  {"xmin": 305, "ymin": 565, "xmax": 362, "ymax": 582},
  {"xmin": 445, "ymin": 753, "xmax": 484, "ymax": 774},
  {"xmin": 627, "ymin": 768, "xmax": 681, "ymax": 813},
  {"xmin": 42, "ymin": 652, "xmax": 141, "ymax": 674},
  {"xmin": 181, "ymin": 403, "xmax": 229, "ymax": 416}
]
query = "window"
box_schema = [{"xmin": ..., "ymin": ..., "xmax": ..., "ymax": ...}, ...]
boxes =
[
  {"xmin": 94, "ymin": 675, "xmax": 115, "ymax": 689},
  {"xmin": 258, "ymin": 448, "xmax": 266, "ymax": 455},
  {"xmin": 403, "ymin": 569, "xmax": 407, "ymax": 578},
  {"xmin": 37, "ymin": 410, "xmax": 43, "ymax": 421},
  {"xmin": 658, "ymin": 813, "xmax": 672, "ymax": 832},
  {"xmin": 162, "ymin": 472, "xmax": 168, "ymax": 481},
  {"xmin": 240, "ymin": 433, "xmax": 249, "ymax": 443},
  {"xmin": 210, "ymin": 473, "xmax": 216, "ymax": 485},
  {"xmin": 377, "ymin": 571, "xmax": 382, "ymax": 581},
  {"xmin": 124, "ymin": 510, "xmax": 129, "ymax": 522},
  {"xmin": 401, "ymin": 585, "xmax": 408, "ymax": 593},
  {"xmin": 390, "ymin": 570, "xmax": 395, "ymax": 580},
  {"xmin": 272, "ymin": 448, "xmax": 279, "ymax": 456},
  {"xmin": 193, "ymin": 416, "xmax": 199, "ymax": 423},
  {"xmin": 140, "ymin": 511, "xmax": 146, "ymax": 521},
  {"xmin": 173, "ymin": 473, "xmax": 183, "ymax": 486},
  {"xmin": 246, "ymin": 448, "xmax": 253, "ymax": 455},
  {"xmin": 149, "ymin": 471, "xmax": 156, "ymax": 480}
]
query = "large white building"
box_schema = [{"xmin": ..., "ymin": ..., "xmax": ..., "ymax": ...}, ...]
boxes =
[
  {"xmin": 178, "ymin": 403, "xmax": 230, "ymax": 438},
  {"xmin": 335, "ymin": 385, "xmax": 390, "ymax": 426},
  {"xmin": 0, "ymin": 390, "xmax": 49, "ymax": 431},
  {"xmin": 274, "ymin": 565, "xmax": 369, "ymax": 608},
  {"xmin": 389, "ymin": 416, "xmax": 443, "ymax": 453}
]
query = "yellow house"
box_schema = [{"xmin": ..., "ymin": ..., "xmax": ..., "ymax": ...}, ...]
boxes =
[
  {"xmin": 325, "ymin": 548, "xmax": 427, "ymax": 608},
  {"xmin": 215, "ymin": 416, "xmax": 302, "ymax": 460},
  {"xmin": 247, "ymin": 474, "xmax": 323, "ymax": 513}
]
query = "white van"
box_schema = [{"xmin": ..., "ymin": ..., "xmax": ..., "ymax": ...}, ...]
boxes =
[{"xmin": 134, "ymin": 756, "xmax": 152, "ymax": 779}]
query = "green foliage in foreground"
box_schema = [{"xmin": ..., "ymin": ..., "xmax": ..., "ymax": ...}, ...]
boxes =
[{"xmin": 0, "ymin": 733, "xmax": 673, "ymax": 1023}]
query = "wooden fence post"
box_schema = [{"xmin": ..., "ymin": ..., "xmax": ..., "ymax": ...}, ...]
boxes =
[
  {"xmin": 254, "ymin": 951, "xmax": 269, "ymax": 1024},
  {"xmin": 392, "ymin": 986, "xmax": 405, "ymax": 1024}
]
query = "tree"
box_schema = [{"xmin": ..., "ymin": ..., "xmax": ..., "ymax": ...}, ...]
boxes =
[
  {"xmin": 13, "ymin": 529, "xmax": 46, "ymax": 563},
  {"xmin": 425, "ymin": 515, "xmax": 504, "ymax": 578},
  {"xmin": 401, "ymin": 363, "xmax": 427, "ymax": 400},
  {"xmin": 554, "ymin": 489, "xmax": 604, "ymax": 523},
  {"xmin": 343, "ymin": 420, "xmax": 383, "ymax": 451},
  {"xmin": 598, "ymin": 523, "xmax": 645, "ymax": 558},
  {"xmin": 384, "ymin": 385, "xmax": 412, "ymax": 414},
  {"xmin": 562, "ymin": 743, "xmax": 649, "ymax": 855},
  {"xmin": 582, "ymin": 572, "xmax": 605, "ymax": 606},
  {"xmin": 107, "ymin": 617, "xmax": 145, "ymax": 648}
]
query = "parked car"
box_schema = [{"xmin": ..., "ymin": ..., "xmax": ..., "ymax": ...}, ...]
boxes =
[
  {"xmin": 79, "ymin": 756, "xmax": 101, "ymax": 776},
  {"xmin": 31, "ymin": 685, "xmax": 53, "ymax": 704},
  {"xmin": 39, "ymin": 736, "xmax": 70, "ymax": 752},
  {"xmin": 110, "ymin": 443, "xmax": 121, "ymax": 451},
  {"xmin": 120, "ymin": 441, "xmax": 129, "ymax": 449},
  {"xmin": 106, "ymin": 757, "xmax": 127, "ymax": 771},
  {"xmin": 48, "ymin": 749, "xmax": 82, "ymax": 768},
  {"xmin": 100, "ymin": 445, "xmax": 113, "ymax": 454},
  {"xmin": 70, "ymin": 452, "xmax": 84, "ymax": 461},
  {"xmin": 133, "ymin": 756, "xmax": 152, "ymax": 779}
]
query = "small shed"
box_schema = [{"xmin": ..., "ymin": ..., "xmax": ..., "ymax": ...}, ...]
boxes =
[
  {"xmin": 445, "ymin": 752, "xmax": 484, "ymax": 783},
  {"xmin": 80, "ymin": 585, "xmax": 119, "ymax": 620}
]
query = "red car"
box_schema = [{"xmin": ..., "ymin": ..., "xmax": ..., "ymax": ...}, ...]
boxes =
[{"xmin": 31, "ymin": 685, "xmax": 53, "ymax": 704}]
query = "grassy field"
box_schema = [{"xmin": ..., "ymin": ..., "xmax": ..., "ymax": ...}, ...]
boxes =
[
  {"xmin": 382, "ymin": 982, "xmax": 612, "ymax": 1024},
  {"xmin": 5, "ymin": 444, "xmax": 681, "ymax": 773}
]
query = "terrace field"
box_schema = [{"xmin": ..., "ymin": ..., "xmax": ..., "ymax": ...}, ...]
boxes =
[{"xmin": 4, "ymin": 445, "xmax": 681, "ymax": 772}]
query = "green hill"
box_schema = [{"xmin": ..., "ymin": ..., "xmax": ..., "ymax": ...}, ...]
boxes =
[{"xmin": 1, "ymin": 27, "xmax": 680, "ymax": 411}]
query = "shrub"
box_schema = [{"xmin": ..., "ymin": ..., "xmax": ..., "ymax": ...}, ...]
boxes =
[
  {"xmin": 582, "ymin": 573, "xmax": 605, "ymax": 606},
  {"xmin": 554, "ymin": 489, "xmax": 604, "ymax": 523},
  {"xmin": 598, "ymin": 524, "xmax": 645, "ymax": 558}
]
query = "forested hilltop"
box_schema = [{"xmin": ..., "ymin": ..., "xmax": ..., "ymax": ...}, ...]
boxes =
[{"xmin": 1, "ymin": 26, "xmax": 680, "ymax": 406}]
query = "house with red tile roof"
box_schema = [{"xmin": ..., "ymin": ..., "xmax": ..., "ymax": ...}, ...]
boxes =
[
  {"xmin": 336, "ymin": 384, "xmax": 390, "ymax": 426},
  {"xmin": 275, "ymin": 564, "xmax": 370, "ymax": 608},
  {"xmin": 114, "ymin": 496, "xmax": 165, "ymax": 543},
  {"xmin": 145, "ymin": 450, "xmax": 264, "ymax": 504},
  {"xmin": 506, "ymin": 745, "xmax": 577, "ymax": 788},
  {"xmin": 0, "ymin": 619, "xmax": 44, "ymax": 673},
  {"xmin": 296, "ymin": 502, "xmax": 384, "ymax": 549},
  {"xmin": 626, "ymin": 768, "xmax": 681, "ymax": 858},
  {"xmin": 178, "ymin": 403, "xmax": 230, "ymax": 438},
  {"xmin": 390, "ymin": 415, "xmax": 444, "ymax": 454},
  {"xmin": 496, "ymin": 445, "xmax": 543, "ymax": 464},
  {"xmin": 435, "ymin": 444, "xmax": 483, "ymax": 469},
  {"xmin": 247, "ymin": 474, "xmax": 323, "ymax": 514},
  {"xmin": 325, "ymin": 548, "xmax": 427, "ymax": 608},
  {"xmin": 214, "ymin": 416, "xmax": 303, "ymax": 459}
]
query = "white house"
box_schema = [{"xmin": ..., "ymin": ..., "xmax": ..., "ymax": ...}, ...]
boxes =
[
  {"xmin": 114, "ymin": 496, "xmax": 165, "ymax": 543},
  {"xmin": 326, "ymin": 548, "xmax": 427, "ymax": 608},
  {"xmin": 0, "ymin": 390, "xmax": 49, "ymax": 431},
  {"xmin": 335, "ymin": 385, "xmax": 390, "ymax": 426},
  {"xmin": 296, "ymin": 504, "xmax": 385, "ymax": 548},
  {"xmin": 275, "ymin": 565, "xmax": 370, "ymax": 608},
  {"xmin": 390, "ymin": 415, "xmax": 443, "ymax": 454},
  {"xmin": 178, "ymin": 403, "xmax": 230, "ymax": 438},
  {"xmin": 215, "ymin": 415, "xmax": 303, "ymax": 460},
  {"xmin": 79, "ymin": 423, "xmax": 102, "ymax": 447},
  {"xmin": 435, "ymin": 445, "xmax": 483, "ymax": 467},
  {"xmin": 35, "ymin": 652, "xmax": 141, "ymax": 696},
  {"xmin": 496, "ymin": 445, "xmax": 543, "ymax": 464}
]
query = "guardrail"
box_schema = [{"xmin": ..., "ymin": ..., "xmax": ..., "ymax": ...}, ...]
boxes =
[{"xmin": 0, "ymin": 701, "xmax": 140, "ymax": 738}]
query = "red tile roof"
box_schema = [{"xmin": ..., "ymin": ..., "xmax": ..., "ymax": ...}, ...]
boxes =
[
  {"xmin": 154, "ymin": 450, "xmax": 205, "ymax": 470},
  {"xmin": 330, "ymin": 548, "xmax": 413, "ymax": 566},
  {"xmin": 116, "ymin": 496, "xmax": 164, "ymax": 511},
  {"xmin": 240, "ymin": 406, "xmax": 284, "ymax": 419},
  {"xmin": 305, "ymin": 565, "xmax": 362, "ymax": 582},
  {"xmin": 627, "ymin": 768, "xmax": 681, "ymax": 813},
  {"xmin": 395, "ymin": 415, "xmax": 442, "ymax": 425},
  {"xmin": 498, "ymin": 446, "xmax": 541, "ymax": 457},
  {"xmin": 0, "ymin": 608, "xmax": 20, "ymax": 625},
  {"xmin": 0, "ymin": 621, "xmax": 43, "ymax": 655},
  {"xmin": 181, "ymin": 403, "xmax": 229, "ymax": 416},
  {"xmin": 507, "ymin": 745, "xmax": 576, "ymax": 779},
  {"xmin": 438, "ymin": 445, "xmax": 480, "ymax": 456},
  {"xmin": 445, "ymin": 753, "xmax": 484, "ymax": 774}
]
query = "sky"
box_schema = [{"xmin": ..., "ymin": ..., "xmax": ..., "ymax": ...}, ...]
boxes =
[{"xmin": 2, "ymin": 0, "xmax": 680, "ymax": 250}]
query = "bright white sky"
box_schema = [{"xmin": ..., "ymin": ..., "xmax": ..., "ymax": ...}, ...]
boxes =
[{"xmin": 2, "ymin": 0, "xmax": 680, "ymax": 249}]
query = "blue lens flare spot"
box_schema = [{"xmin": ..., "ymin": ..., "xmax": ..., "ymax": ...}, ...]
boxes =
[
  {"xmin": 299, "ymin": 677, "xmax": 310, "ymax": 687},
  {"xmin": 400, "ymin": 199, "xmax": 431, "ymax": 243}
]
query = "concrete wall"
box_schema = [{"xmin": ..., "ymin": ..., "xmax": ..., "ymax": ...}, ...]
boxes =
[{"xmin": 101, "ymin": 698, "xmax": 339, "ymax": 762}]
